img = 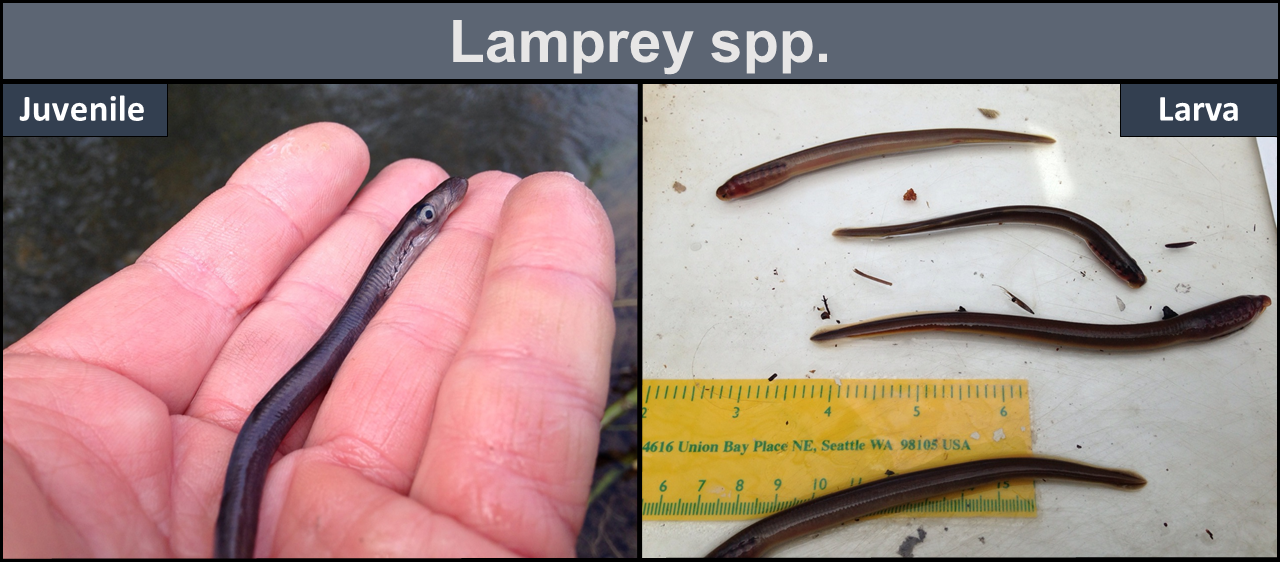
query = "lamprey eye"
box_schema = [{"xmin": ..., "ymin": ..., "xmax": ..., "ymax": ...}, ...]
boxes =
[{"xmin": 419, "ymin": 204, "xmax": 436, "ymax": 222}]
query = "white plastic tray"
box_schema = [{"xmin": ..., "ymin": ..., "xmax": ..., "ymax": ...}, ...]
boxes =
[{"xmin": 642, "ymin": 84, "xmax": 1278, "ymax": 557}]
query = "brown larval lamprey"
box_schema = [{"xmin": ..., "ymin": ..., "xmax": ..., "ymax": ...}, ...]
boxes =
[
  {"xmin": 833, "ymin": 205, "xmax": 1147, "ymax": 288},
  {"xmin": 706, "ymin": 456, "xmax": 1145, "ymax": 557},
  {"xmin": 811, "ymin": 295, "xmax": 1271, "ymax": 350},
  {"xmin": 716, "ymin": 129, "xmax": 1054, "ymax": 200}
]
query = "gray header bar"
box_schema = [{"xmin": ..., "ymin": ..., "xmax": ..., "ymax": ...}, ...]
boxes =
[{"xmin": 4, "ymin": 4, "xmax": 1276, "ymax": 79}]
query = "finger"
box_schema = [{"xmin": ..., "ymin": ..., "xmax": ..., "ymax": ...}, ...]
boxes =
[
  {"xmin": 417, "ymin": 172, "xmax": 617, "ymax": 556},
  {"xmin": 7, "ymin": 123, "xmax": 370, "ymax": 411}
]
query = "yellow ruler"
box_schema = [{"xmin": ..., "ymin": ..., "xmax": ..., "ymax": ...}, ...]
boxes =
[{"xmin": 642, "ymin": 378, "xmax": 1036, "ymax": 520}]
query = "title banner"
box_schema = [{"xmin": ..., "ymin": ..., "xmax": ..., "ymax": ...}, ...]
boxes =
[{"xmin": 4, "ymin": 4, "xmax": 1276, "ymax": 79}]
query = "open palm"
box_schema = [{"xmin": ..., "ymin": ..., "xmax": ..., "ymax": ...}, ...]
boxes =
[{"xmin": 3, "ymin": 123, "xmax": 616, "ymax": 557}]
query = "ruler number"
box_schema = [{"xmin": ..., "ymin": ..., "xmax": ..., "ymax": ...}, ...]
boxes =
[
  {"xmin": 810, "ymin": 477, "xmax": 827, "ymax": 491},
  {"xmin": 732, "ymin": 406, "xmax": 740, "ymax": 418},
  {"xmin": 641, "ymin": 406, "xmax": 646, "ymax": 418}
]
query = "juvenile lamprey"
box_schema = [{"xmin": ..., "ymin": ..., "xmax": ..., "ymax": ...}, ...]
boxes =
[
  {"xmin": 833, "ymin": 205, "xmax": 1147, "ymax": 288},
  {"xmin": 810, "ymin": 295, "xmax": 1271, "ymax": 350},
  {"xmin": 706, "ymin": 457, "xmax": 1146, "ymax": 558},
  {"xmin": 715, "ymin": 129, "xmax": 1054, "ymax": 200},
  {"xmin": 214, "ymin": 177, "xmax": 468, "ymax": 558}
]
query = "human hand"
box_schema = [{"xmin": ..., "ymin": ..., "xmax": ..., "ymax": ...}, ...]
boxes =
[{"xmin": 3, "ymin": 123, "xmax": 616, "ymax": 556}]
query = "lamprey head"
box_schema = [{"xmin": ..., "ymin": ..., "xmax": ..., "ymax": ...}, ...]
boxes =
[{"xmin": 420, "ymin": 176, "xmax": 468, "ymax": 224}]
